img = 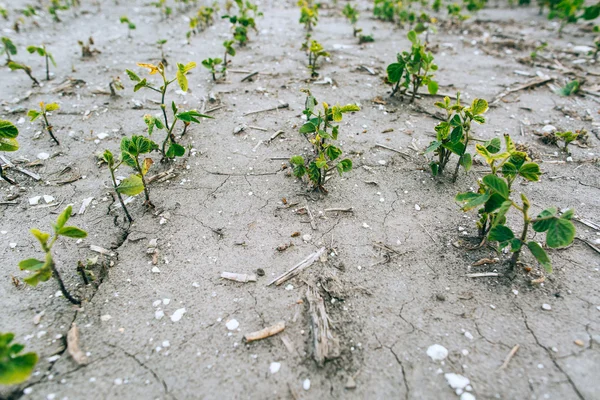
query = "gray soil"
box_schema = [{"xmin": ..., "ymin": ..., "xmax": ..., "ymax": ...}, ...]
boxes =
[{"xmin": 1, "ymin": 0, "xmax": 599, "ymax": 399}]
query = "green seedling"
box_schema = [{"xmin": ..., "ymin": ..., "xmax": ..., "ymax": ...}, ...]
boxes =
[
  {"xmin": 27, "ymin": 45, "xmax": 56, "ymax": 81},
  {"xmin": 359, "ymin": 34, "xmax": 375, "ymax": 44},
  {"xmin": 457, "ymin": 144, "xmax": 573, "ymax": 274},
  {"xmin": 464, "ymin": 0, "xmax": 487, "ymax": 12},
  {"xmin": 591, "ymin": 27, "xmax": 600, "ymax": 60},
  {"xmin": 78, "ymin": 37, "xmax": 98, "ymax": 58},
  {"xmin": 126, "ymin": 62, "xmax": 212, "ymax": 159},
  {"xmin": 21, "ymin": 5, "xmax": 36, "ymax": 18},
  {"xmin": 425, "ymin": 94, "xmax": 487, "ymax": 181},
  {"xmin": 120, "ymin": 16, "xmax": 136, "ymax": 38},
  {"xmin": 555, "ymin": 130, "xmax": 584, "ymax": 153},
  {"xmin": 28, "ymin": 102, "xmax": 60, "ymax": 145},
  {"xmin": 76, "ymin": 257, "xmax": 97, "ymax": 286},
  {"xmin": 299, "ymin": 0, "xmax": 318, "ymax": 32},
  {"xmin": 49, "ymin": 0, "xmax": 70, "ymax": 22},
  {"xmin": 8, "ymin": 61, "xmax": 39, "ymax": 86},
  {"xmin": 223, "ymin": 0, "xmax": 262, "ymax": 46},
  {"xmin": 308, "ymin": 40, "xmax": 329, "ymax": 78},
  {"xmin": 1, "ymin": 37, "xmax": 17, "ymax": 63},
  {"xmin": 530, "ymin": 42, "xmax": 548, "ymax": 59},
  {"xmin": 386, "ymin": 30, "xmax": 438, "ymax": 101},
  {"xmin": 152, "ymin": 0, "xmax": 173, "ymax": 19},
  {"xmin": 102, "ymin": 149, "xmax": 134, "ymax": 222},
  {"xmin": 447, "ymin": 3, "xmax": 470, "ymax": 22},
  {"xmin": 157, "ymin": 39, "xmax": 168, "ymax": 65},
  {"xmin": 0, "ymin": 120, "xmax": 20, "ymax": 185},
  {"xmin": 223, "ymin": 40, "xmax": 236, "ymax": 68},
  {"xmin": 109, "ymin": 76, "xmax": 124, "ymax": 96},
  {"xmin": 290, "ymin": 90, "xmax": 359, "ymax": 192},
  {"xmin": 202, "ymin": 57, "xmax": 223, "ymax": 81},
  {"xmin": 342, "ymin": 4, "xmax": 359, "ymax": 35},
  {"xmin": 0, "ymin": 333, "xmax": 38, "ymax": 385},
  {"xmin": 0, "ymin": 7, "xmax": 7, "ymax": 20},
  {"xmin": 461, "ymin": 134, "xmax": 541, "ymax": 239},
  {"xmin": 548, "ymin": 0, "xmax": 600, "ymax": 36},
  {"xmin": 118, "ymin": 135, "xmax": 159, "ymax": 206},
  {"xmin": 374, "ymin": 0, "xmax": 399, "ymax": 22},
  {"xmin": 19, "ymin": 205, "xmax": 87, "ymax": 304},
  {"xmin": 555, "ymin": 80, "xmax": 580, "ymax": 96}
]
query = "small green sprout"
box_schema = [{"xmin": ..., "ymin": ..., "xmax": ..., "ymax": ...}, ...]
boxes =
[
  {"xmin": 359, "ymin": 34, "xmax": 375, "ymax": 44},
  {"xmin": 49, "ymin": 0, "xmax": 70, "ymax": 22},
  {"xmin": 0, "ymin": 333, "xmax": 38, "ymax": 385},
  {"xmin": 308, "ymin": 40, "xmax": 329, "ymax": 78},
  {"xmin": 548, "ymin": 0, "xmax": 600, "ymax": 36},
  {"xmin": 290, "ymin": 90, "xmax": 359, "ymax": 192},
  {"xmin": 373, "ymin": 0, "xmax": 398, "ymax": 22},
  {"xmin": 19, "ymin": 205, "xmax": 87, "ymax": 304},
  {"xmin": 102, "ymin": 149, "xmax": 134, "ymax": 222},
  {"xmin": 386, "ymin": 30, "xmax": 438, "ymax": 101},
  {"xmin": 120, "ymin": 16, "xmax": 136, "ymax": 38},
  {"xmin": 0, "ymin": 120, "xmax": 20, "ymax": 185},
  {"xmin": 1, "ymin": 37, "xmax": 17, "ymax": 63},
  {"xmin": 0, "ymin": 7, "xmax": 8, "ymax": 20},
  {"xmin": 555, "ymin": 80, "xmax": 580, "ymax": 96},
  {"xmin": 118, "ymin": 136, "xmax": 159, "ymax": 206},
  {"xmin": 109, "ymin": 76, "xmax": 124, "ymax": 96},
  {"xmin": 202, "ymin": 57, "xmax": 223, "ymax": 81},
  {"xmin": 299, "ymin": 0, "xmax": 318, "ymax": 32},
  {"xmin": 27, "ymin": 45, "xmax": 56, "ymax": 81},
  {"xmin": 223, "ymin": 40, "xmax": 236, "ymax": 68},
  {"xmin": 222, "ymin": 0, "xmax": 262, "ymax": 46},
  {"xmin": 555, "ymin": 130, "xmax": 583, "ymax": 153},
  {"xmin": 28, "ymin": 102, "xmax": 60, "ymax": 145},
  {"xmin": 78, "ymin": 37, "xmax": 98, "ymax": 58},
  {"xmin": 151, "ymin": 0, "xmax": 172, "ymax": 19},
  {"xmin": 342, "ymin": 3, "xmax": 360, "ymax": 36}
]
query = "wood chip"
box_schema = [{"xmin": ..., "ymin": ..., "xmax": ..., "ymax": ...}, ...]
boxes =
[
  {"xmin": 306, "ymin": 285, "xmax": 340, "ymax": 367},
  {"xmin": 220, "ymin": 272, "xmax": 257, "ymax": 283},
  {"xmin": 67, "ymin": 323, "xmax": 88, "ymax": 365}
]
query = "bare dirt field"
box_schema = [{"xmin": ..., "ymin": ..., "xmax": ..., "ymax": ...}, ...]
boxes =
[{"xmin": 1, "ymin": 0, "xmax": 599, "ymax": 399}]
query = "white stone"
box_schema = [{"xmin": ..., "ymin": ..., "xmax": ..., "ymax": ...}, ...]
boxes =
[
  {"xmin": 29, "ymin": 196, "xmax": 41, "ymax": 205},
  {"xmin": 303, "ymin": 378, "xmax": 311, "ymax": 390},
  {"xmin": 37, "ymin": 152, "xmax": 50, "ymax": 160},
  {"xmin": 427, "ymin": 344, "xmax": 448, "ymax": 361},
  {"xmin": 152, "ymin": 300, "xmax": 161, "ymax": 307},
  {"xmin": 114, "ymin": 378, "xmax": 123, "ymax": 385},
  {"xmin": 542, "ymin": 304, "xmax": 552, "ymax": 311},
  {"xmin": 162, "ymin": 340, "xmax": 170, "ymax": 347},
  {"xmin": 573, "ymin": 45, "xmax": 594, "ymax": 53},
  {"xmin": 100, "ymin": 315, "xmax": 112, "ymax": 322},
  {"xmin": 285, "ymin": 284, "xmax": 294, "ymax": 291},
  {"xmin": 163, "ymin": 299, "xmax": 170, "ymax": 305},
  {"xmin": 445, "ymin": 373, "xmax": 470, "ymax": 390},
  {"xmin": 155, "ymin": 310, "xmax": 164, "ymax": 320},
  {"xmin": 170, "ymin": 308, "xmax": 186, "ymax": 322},
  {"xmin": 269, "ymin": 362, "xmax": 281, "ymax": 374},
  {"xmin": 9, "ymin": 243, "xmax": 16, "ymax": 249},
  {"xmin": 461, "ymin": 393, "xmax": 476, "ymax": 400},
  {"xmin": 302, "ymin": 234, "xmax": 311, "ymax": 242},
  {"xmin": 226, "ymin": 319, "xmax": 239, "ymax": 331},
  {"xmin": 415, "ymin": 204, "xmax": 421, "ymax": 211},
  {"xmin": 541, "ymin": 125, "xmax": 557, "ymax": 134},
  {"xmin": 43, "ymin": 195, "xmax": 55, "ymax": 204},
  {"xmin": 465, "ymin": 331, "xmax": 474, "ymax": 340},
  {"xmin": 151, "ymin": 267, "xmax": 161, "ymax": 273}
]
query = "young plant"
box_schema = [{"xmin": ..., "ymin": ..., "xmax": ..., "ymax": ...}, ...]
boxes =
[
  {"xmin": 78, "ymin": 37, "xmax": 99, "ymax": 58},
  {"xmin": 1, "ymin": 37, "xmax": 17, "ymax": 63},
  {"xmin": 460, "ymin": 134, "xmax": 541, "ymax": 239},
  {"xmin": 555, "ymin": 130, "xmax": 582, "ymax": 153},
  {"xmin": 49, "ymin": 0, "xmax": 70, "ymax": 22},
  {"xmin": 290, "ymin": 91, "xmax": 359, "ymax": 192},
  {"xmin": 26, "ymin": 45, "xmax": 56, "ymax": 81},
  {"xmin": 0, "ymin": 7, "xmax": 7, "ymax": 20},
  {"xmin": 548, "ymin": 0, "xmax": 600, "ymax": 36},
  {"xmin": 28, "ymin": 102, "xmax": 60, "ymax": 145},
  {"xmin": 223, "ymin": 40, "xmax": 236, "ymax": 68},
  {"xmin": 386, "ymin": 30, "xmax": 438, "ymax": 101},
  {"xmin": 202, "ymin": 57, "xmax": 223, "ymax": 81},
  {"xmin": 126, "ymin": 62, "xmax": 212, "ymax": 159},
  {"xmin": 374, "ymin": 0, "xmax": 399, "ymax": 22},
  {"xmin": 298, "ymin": 0, "xmax": 319, "ymax": 32},
  {"xmin": 102, "ymin": 149, "xmax": 134, "ymax": 222},
  {"xmin": 342, "ymin": 3, "xmax": 360, "ymax": 36},
  {"xmin": 151, "ymin": 0, "xmax": 173, "ymax": 19},
  {"xmin": 425, "ymin": 94, "xmax": 487, "ymax": 181},
  {"xmin": 555, "ymin": 80, "xmax": 580, "ymax": 96},
  {"xmin": 457, "ymin": 153, "xmax": 573, "ymax": 274},
  {"xmin": 118, "ymin": 136, "xmax": 159, "ymax": 206},
  {"xmin": 19, "ymin": 205, "xmax": 87, "ymax": 305},
  {"xmin": 447, "ymin": 3, "xmax": 470, "ymax": 22},
  {"xmin": 308, "ymin": 40, "xmax": 329, "ymax": 78},
  {"xmin": 8, "ymin": 61, "xmax": 39, "ymax": 86},
  {"xmin": 120, "ymin": 16, "xmax": 136, "ymax": 38},
  {"xmin": 222, "ymin": 0, "xmax": 262, "ymax": 46},
  {"xmin": 0, "ymin": 333, "xmax": 38, "ymax": 385},
  {"xmin": 0, "ymin": 120, "xmax": 20, "ymax": 185},
  {"xmin": 109, "ymin": 76, "xmax": 124, "ymax": 96}
]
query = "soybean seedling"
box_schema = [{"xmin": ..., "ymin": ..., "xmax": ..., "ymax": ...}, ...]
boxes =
[
  {"xmin": 342, "ymin": 3, "xmax": 360, "ymax": 37},
  {"xmin": 126, "ymin": 62, "xmax": 212, "ymax": 159},
  {"xmin": 120, "ymin": 16, "xmax": 136, "ymax": 38},
  {"xmin": 373, "ymin": 0, "xmax": 398, "ymax": 22},
  {"xmin": 555, "ymin": 130, "xmax": 583, "ymax": 153},
  {"xmin": 8, "ymin": 61, "xmax": 39, "ymax": 86},
  {"xmin": 223, "ymin": 40, "xmax": 236, "ymax": 69},
  {"xmin": 202, "ymin": 57, "xmax": 223, "ymax": 81},
  {"xmin": 0, "ymin": 333, "xmax": 38, "ymax": 385},
  {"xmin": 102, "ymin": 149, "xmax": 134, "ymax": 222},
  {"xmin": 548, "ymin": 0, "xmax": 600, "ymax": 36},
  {"xmin": 28, "ymin": 102, "xmax": 60, "ymax": 145},
  {"xmin": 19, "ymin": 205, "xmax": 87, "ymax": 305},
  {"xmin": 308, "ymin": 40, "xmax": 329, "ymax": 78},
  {"xmin": 1, "ymin": 37, "xmax": 17, "ymax": 63},
  {"xmin": 222, "ymin": 0, "xmax": 262, "ymax": 46},
  {"xmin": 0, "ymin": 120, "xmax": 20, "ymax": 185},
  {"xmin": 425, "ymin": 93, "xmax": 488, "ymax": 181},
  {"xmin": 27, "ymin": 45, "xmax": 56, "ymax": 81},
  {"xmin": 459, "ymin": 134, "xmax": 541, "ymax": 240},
  {"xmin": 386, "ymin": 30, "xmax": 438, "ymax": 101},
  {"xmin": 49, "ymin": 0, "xmax": 70, "ymax": 22},
  {"xmin": 0, "ymin": 7, "xmax": 7, "ymax": 20},
  {"xmin": 188, "ymin": 4, "xmax": 217, "ymax": 38},
  {"xmin": 152, "ymin": 0, "xmax": 173, "ymax": 19},
  {"xmin": 456, "ymin": 153, "xmax": 574, "ymax": 274},
  {"xmin": 290, "ymin": 90, "xmax": 359, "ymax": 192},
  {"xmin": 118, "ymin": 135, "xmax": 159, "ymax": 206},
  {"xmin": 109, "ymin": 76, "xmax": 124, "ymax": 96},
  {"xmin": 299, "ymin": 0, "xmax": 318, "ymax": 32}
]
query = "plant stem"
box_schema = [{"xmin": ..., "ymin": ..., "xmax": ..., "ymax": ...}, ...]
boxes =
[
  {"xmin": 49, "ymin": 256, "xmax": 81, "ymax": 305},
  {"xmin": 510, "ymin": 213, "xmax": 529, "ymax": 270},
  {"xmin": 109, "ymin": 165, "xmax": 133, "ymax": 223},
  {"xmin": 42, "ymin": 112, "xmax": 60, "ymax": 145},
  {"xmin": 25, "ymin": 68, "xmax": 39, "ymax": 86},
  {"xmin": 77, "ymin": 262, "xmax": 89, "ymax": 285},
  {"xmin": 134, "ymin": 157, "xmax": 151, "ymax": 204},
  {"xmin": 45, "ymin": 53, "xmax": 50, "ymax": 81}
]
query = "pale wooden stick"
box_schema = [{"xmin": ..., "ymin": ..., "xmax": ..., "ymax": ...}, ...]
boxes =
[
  {"xmin": 243, "ymin": 103, "xmax": 289, "ymax": 116},
  {"xmin": 466, "ymin": 272, "xmax": 501, "ymax": 278},
  {"xmin": 268, "ymin": 247, "xmax": 326, "ymax": 286},
  {"xmin": 221, "ymin": 272, "xmax": 257, "ymax": 283},
  {"xmin": 498, "ymin": 344, "xmax": 520, "ymax": 371},
  {"xmin": 306, "ymin": 285, "xmax": 340, "ymax": 366},
  {"xmin": 244, "ymin": 321, "xmax": 285, "ymax": 342}
]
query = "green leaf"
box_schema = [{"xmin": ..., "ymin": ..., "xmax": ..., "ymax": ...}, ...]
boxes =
[
  {"xmin": 489, "ymin": 225, "xmax": 515, "ymax": 242},
  {"xmin": 527, "ymin": 241, "xmax": 552, "ymax": 272},
  {"xmin": 176, "ymin": 63, "xmax": 189, "ymax": 92},
  {"xmin": 484, "ymin": 193, "xmax": 505, "ymax": 213},
  {"xmin": 532, "ymin": 208, "xmax": 557, "ymax": 232},
  {"xmin": 0, "ymin": 137, "xmax": 19, "ymax": 152},
  {"xmin": 456, "ymin": 192, "xmax": 490, "ymax": 211},
  {"xmin": 326, "ymin": 145, "xmax": 342, "ymax": 161},
  {"xmin": 58, "ymin": 227, "xmax": 87, "ymax": 238},
  {"xmin": 27, "ymin": 110, "xmax": 41, "ymax": 122},
  {"xmin": 18, "ymin": 258, "xmax": 45, "ymax": 271},
  {"xmin": 339, "ymin": 104, "xmax": 360, "ymax": 113},
  {"xmin": 510, "ymin": 238, "xmax": 522, "ymax": 252},
  {"xmin": 126, "ymin": 69, "xmax": 141, "ymax": 82},
  {"xmin": 470, "ymin": 98, "xmax": 488, "ymax": 115},
  {"xmin": 134, "ymin": 78, "xmax": 147, "ymax": 92},
  {"xmin": 30, "ymin": 229, "xmax": 50, "ymax": 246},
  {"xmin": 0, "ymin": 344, "xmax": 37, "ymax": 385},
  {"xmin": 429, "ymin": 161, "xmax": 439, "ymax": 176},
  {"xmin": 0, "ymin": 120, "xmax": 19, "ymax": 138},
  {"xmin": 290, "ymin": 155, "xmax": 304, "ymax": 165},
  {"xmin": 299, "ymin": 122, "xmax": 317, "ymax": 134},
  {"xmin": 176, "ymin": 110, "xmax": 212, "ymax": 123},
  {"xmin": 307, "ymin": 162, "xmax": 321, "ymax": 184},
  {"xmin": 493, "ymin": 200, "xmax": 513, "ymax": 227},
  {"xmin": 485, "ymin": 138, "xmax": 501, "ymax": 154},
  {"xmin": 407, "ymin": 30, "xmax": 417, "ymax": 44},
  {"xmin": 332, "ymin": 106, "xmax": 343, "ymax": 122},
  {"xmin": 386, "ymin": 63, "xmax": 404, "ymax": 83},
  {"xmin": 460, "ymin": 153, "xmax": 472, "ymax": 171},
  {"xmin": 482, "ymin": 174, "xmax": 509, "ymax": 199},
  {"xmin": 55, "ymin": 205, "xmax": 72, "ymax": 230},
  {"xmin": 117, "ymin": 175, "xmax": 145, "ymax": 196},
  {"xmin": 23, "ymin": 265, "xmax": 52, "ymax": 286},
  {"xmin": 427, "ymin": 80, "xmax": 439, "ymax": 95},
  {"xmin": 336, "ymin": 159, "xmax": 352, "ymax": 175},
  {"xmin": 519, "ymin": 163, "xmax": 541, "ymax": 181},
  {"xmin": 166, "ymin": 143, "xmax": 185, "ymax": 158},
  {"xmin": 45, "ymin": 103, "xmax": 59, "ymax": 112},
  {"xmin": 424, "ymin": 140, "xmax": 441, "ymax": 154},
  {"xmin": 546, "ymin": 218, "xmax": 575, "ymax": 248}
]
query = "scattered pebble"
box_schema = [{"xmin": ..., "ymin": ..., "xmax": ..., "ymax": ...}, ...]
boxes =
[
  {"xmin": 170, "ymin": 308, "xmax": 186, "ymax": 322},
  {"xmin": 285, "ymin": 284, "xmax": 294, "ymax": 291},
  {"xmin": 464, "ymin": 332, "xmax": 474, "ymax": 340},
  {"xmin": 461, "ymin": 393, "xmax": 476, "ymax": 400},
  {"xmin": 345, "ymin": 376, "xmax": 357, "ymax": 389},
  {"xmin": 541, "ymin": 304, "xmax": 552, "ymax": 311},
  {"xmin": 37, "ymin": 152, "xmax": 50, "ymax": 160},
  {"xmin": 269, "ymin": 362, "xmax": 281, "ymax": 374},
  {"xmin": 303, "ymin": 378, "xmax": 311, "ymax": 391},
  {"xmin": 151, "ymin": 267, "xmax": 161, "ymax": 273},
  {"xmin": 29, "ymin": 196, "xmax": 41, "ymax": 206},
  {"xmin": 114, "ymin": 378, "xmax": 123, "ymax": 385},
  {"xmin": 43, "ymin": 195, "xmax": 55, "ymax": 204},
  {"xmin": 574, "ymin": 339, "xmax": 585, "ymax": 347},
  {"xmin": 302, "ymin": 234, "xmax": 311, "ymax": 242},
  {"xmin": 155, "ymin": 310, "xmax": 164, "ymax": 320},
  {"xmin": 427, "ymin": 344, "xmax": 448, "ymax": 361},
  {"xmin": 100, "ymin": 315, "xmax": 112, "ymax": 322},
  {"xmin": 445, "ymin": 373, "xmax": 470, "ymax": 390},
  {"xmin": 226, "ymin": 319, "xmax": 239, "ymax": 331}
]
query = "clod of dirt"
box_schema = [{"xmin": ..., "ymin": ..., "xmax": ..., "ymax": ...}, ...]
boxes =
[{"xmin": 256, "ymin": 268, "xmax": 265, "ymax": 276}]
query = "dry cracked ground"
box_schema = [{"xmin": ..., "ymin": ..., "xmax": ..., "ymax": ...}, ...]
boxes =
[{"xmin": 1, "ymin": 0, "xmax": 600, "ymax": 399}]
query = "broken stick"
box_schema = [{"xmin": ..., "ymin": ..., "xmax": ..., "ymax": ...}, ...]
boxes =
[
  {"xmin": 268, "ymin": 247, "xmax": 326, "ymax": 286},
  {"xmin": 498, "ymin": 344, "xmax": 520, "ymax": 371},
  {"xmin": 244, "ymin": 321, "xmax": 285, "ymax": 342},
  {"xmin": 375, "ymin": 143, "xmax": 410, "ymax": 158},
  {"xmin": 243, "ymin": 103, "xmax": 289, "ymax": 116},
  {"xmin": 306, "ymin": 285, "xmax": 340, "ymax": 366},
  {"xmin": 221, "ymin": 271, "xmax": 257, "ymax": 283},
  {"xmin": 491, "ymin": 76, "xmax": 553, "ymax": 105}
]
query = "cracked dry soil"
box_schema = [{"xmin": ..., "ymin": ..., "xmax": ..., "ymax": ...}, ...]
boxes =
[{"xmin": 1, "ymin": 1, "xmax": 600, "ymax": 399}]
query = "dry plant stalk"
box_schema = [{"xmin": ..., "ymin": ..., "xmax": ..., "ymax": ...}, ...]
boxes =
[
  {"xmin": 67, "ymin": 323, "xmax": 88, "ymax": 365},
  {"xmin": 306, "ymin": 285, "xmax": 340, "ymax": 366},
  {"xmin": 221, "ymin": 272, "xmax": 257, "ymax": 283},
  {"xmin": 244, "ymin": 321, "xmax": 285, "ymax": 342}
]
